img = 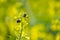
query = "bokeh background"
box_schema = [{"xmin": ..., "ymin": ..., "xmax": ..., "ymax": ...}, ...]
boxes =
[{"xmin": 0, "ymin": 0, "xmax": 60, "ymax": 40}]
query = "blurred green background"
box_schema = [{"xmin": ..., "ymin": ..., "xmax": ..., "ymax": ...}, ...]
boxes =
[{"xmin": 0, "ymin": 0, "xmax": 60, "ymax": 40}]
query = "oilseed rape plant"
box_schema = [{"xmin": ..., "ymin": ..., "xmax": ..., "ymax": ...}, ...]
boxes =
[{"xmin": 0, "ymin": 0, "xmax": 60, "ymax": 40}]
